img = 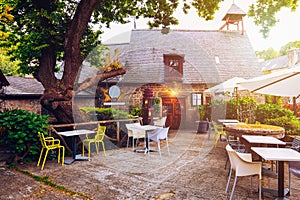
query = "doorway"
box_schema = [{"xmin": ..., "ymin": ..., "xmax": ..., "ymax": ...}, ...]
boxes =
[{"xmin": 162, "ymin": 98, "xmax": 185, "ymax": 130}]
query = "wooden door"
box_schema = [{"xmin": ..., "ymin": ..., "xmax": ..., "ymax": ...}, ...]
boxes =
[{"xmin": 162, "ymin": 98, "xmax": 184, "ymax": 130}]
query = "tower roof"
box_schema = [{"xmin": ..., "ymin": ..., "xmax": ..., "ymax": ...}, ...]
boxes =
[{"xmin": 222, "ymin": 3, "xmax": 246, "ymax": 21}]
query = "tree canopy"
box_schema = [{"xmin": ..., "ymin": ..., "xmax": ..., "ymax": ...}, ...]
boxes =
[
  {"xmin": 1, "ymin": 0, "xmax": 299, "ymax": 123},
  {"xmin": 256, "ymin": 40, "xmax": 300, "ymax": 60}
]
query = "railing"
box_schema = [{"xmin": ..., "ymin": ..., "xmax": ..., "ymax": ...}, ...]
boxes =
[{"xmin": 49, "ymin": 117, "xmax": 142, "ymax": 155}]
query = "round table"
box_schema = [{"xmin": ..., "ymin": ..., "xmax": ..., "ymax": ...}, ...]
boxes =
[{"xmin": 225, "ymin": 123, "xmax": 285, "ymax": 139}]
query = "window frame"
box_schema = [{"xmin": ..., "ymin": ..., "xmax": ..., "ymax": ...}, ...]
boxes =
[
  {"xmin": 191, "ymin": 93, "xmax": 202, "ymax": 106},
  {"xmin": 163, "ymin": 55, "xmax": 183, "ymax": 78}
]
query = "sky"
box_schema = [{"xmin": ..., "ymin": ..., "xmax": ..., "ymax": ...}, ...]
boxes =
[{"xmin": 101, "ymin": 0, "xmax": 300, "ymax": 52}]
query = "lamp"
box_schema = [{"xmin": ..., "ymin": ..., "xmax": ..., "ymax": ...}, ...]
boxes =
[{"xmin": 142, "ymin": 88, "xmax": 154, "ymax": 125}]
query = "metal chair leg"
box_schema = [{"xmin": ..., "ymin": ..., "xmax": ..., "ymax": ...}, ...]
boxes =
[
  {"xmin": 225, "ymin": 168, "xmax": 232, "ymax": 193},
  {"xmin": 230, "ymin": 175, "xmax": 238, "ymax": 200}
]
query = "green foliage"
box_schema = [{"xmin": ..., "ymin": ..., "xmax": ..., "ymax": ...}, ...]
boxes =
[
  {"xmin": 1, "ymin": 0, "xmax": 100, "ymax": 75},
  {"xmin": 206, "ymin": 97, "xmax": 257, "ymax": 122},
  {"xmin": 80, "ymin": 107, "xmax": 134, "ymax": 120},
  {"xmin": 265, "ymin": 116, "xmax": 300, "ymax": 135},
  {"xmin": 198, "ymin": 105, "xmax": 206, "ymax": 120},
  {"xmin": 279, "ymin": 40, "xmax": 300, "ymax": 56},
  {"xmin": 1, "ymin": 0, "xmax": 297, "ymax": 76},
  {"xmin": 255, "ymin": 104, "xmax": 296, "ymax": 123},
  {"xmin": 85, "ymin": 45, "xmax": 109, "ymax": 68},
  {"xmin": 0, "ymin": 109, "xmax": 50, "ymax": 161},
  {"xmin": 236, "ymin": 97, "xmax": 257, "ymax": 123},
  {"xmin": 0, "ymin": 48, "xmax": 20, "ymax": 75},
  {"xmin": 17, "ymin": 168, "xmax": 89, "ymax": 198},
  {"xmin": 191, "ymin": 0, "xmax": 223, "ymax": 20},
  {"xmin": 248, "ymin": 0, "xmax": 299, "ymax": 38},
  {"xmin": 153, "ymin": 97, "xmax": 161, "ymax": 114},
  {"xmin": 255, "ymin": 104, "xmax": 300, "ymax": 135},
  {"xmin": 255, "ymin": 47, "xmax": 279, "ymax": 60},
  {"xmin": 265, "ymin": 95, "xmax": 283, "ymax": 104},
  {"xmin": 207, "ymin": 98, "xmax": 300, "ymax": 135},
  {"xmin": 129, "ymin": 106, "xmax": 142, "ymax": 117}
]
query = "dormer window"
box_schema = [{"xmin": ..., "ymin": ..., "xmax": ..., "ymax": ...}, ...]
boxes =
[{"xmin": 164, "ymin": 55, "xmax": 183, "ymax": 78}]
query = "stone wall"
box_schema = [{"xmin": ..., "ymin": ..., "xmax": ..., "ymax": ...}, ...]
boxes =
[{"xmin": 0, "ymin": 98, "xmax": 42, "ymax": 114}]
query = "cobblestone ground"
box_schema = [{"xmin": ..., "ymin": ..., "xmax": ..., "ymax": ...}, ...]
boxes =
[{"xmin": 1, "ymin": 130, "xmax": 300, "ymax": 200}]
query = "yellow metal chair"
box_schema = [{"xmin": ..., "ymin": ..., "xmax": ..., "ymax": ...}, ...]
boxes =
[
  {"xmin": 82, "ymin": 125, "xmax": 106, "ymax": 158},
  {"xmin": 37, "ymin": 132, "xmax": 65, "ymax": 170},
  {"xmin": 212, "ymin": 121, "xmax": 226, "ymax": 147}
]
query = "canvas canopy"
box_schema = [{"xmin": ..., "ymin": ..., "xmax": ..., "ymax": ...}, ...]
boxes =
[
  {"xmin": 237, "ymin": 66, "xmax": 300, "ymax": 97},
  {"xmin": 204, "ymin": 77, "xmax": 247, "ymax": 96}
]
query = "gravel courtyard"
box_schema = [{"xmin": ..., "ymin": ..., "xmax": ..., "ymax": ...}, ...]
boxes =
[{"xmin": 1, "ymin": 130, "xmax": 300, "ymax": 200}]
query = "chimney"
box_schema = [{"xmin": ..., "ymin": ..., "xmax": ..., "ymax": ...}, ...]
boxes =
[{"xmin": 287, "ymin": 48, "xmax": 300, "ymax": 67}]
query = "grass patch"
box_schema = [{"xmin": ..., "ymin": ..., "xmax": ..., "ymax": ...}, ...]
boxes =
[{"xmin": 16, "ymin": 168, "xmax": 91, "ymax": 199}]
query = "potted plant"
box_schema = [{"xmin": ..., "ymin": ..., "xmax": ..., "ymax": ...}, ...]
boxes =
[{"xmin": 197, "ymin": 105, "xmax": 209, "ymax": 134}]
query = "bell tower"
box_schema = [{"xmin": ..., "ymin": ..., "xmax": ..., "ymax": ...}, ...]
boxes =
[{"xmin": 219, "ymin": 3, "xmax": 246, "ymax": 35}]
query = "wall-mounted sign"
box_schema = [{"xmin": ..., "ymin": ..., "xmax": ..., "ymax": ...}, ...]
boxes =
[{"xmin": 109, "ymin": 85, "xmax": 121, "ymax": 99}]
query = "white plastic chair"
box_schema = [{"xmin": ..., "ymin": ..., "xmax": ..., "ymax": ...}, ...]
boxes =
[
  {"xmin": 225, "ymin": 144, "xmax": 262, "ymax": 200},
  {"xmin": 153, "ymin": 116, "xmax": 167, "ymax": 127},
  {"xmin": 125, "ymin": 123, "xmax": 145, "ymax": 150},
  {"xmin": 147, "ymin": 127, "xmax": 170, "ymax": 157}
]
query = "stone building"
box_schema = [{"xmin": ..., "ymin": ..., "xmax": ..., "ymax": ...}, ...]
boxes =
[
  {"xmin": 0, "ymin": 75, "xmax": 44, "ymax": 114},
  {"xmin": 96, "ymin": 4, "xmax": 263, "ymax": 130}
]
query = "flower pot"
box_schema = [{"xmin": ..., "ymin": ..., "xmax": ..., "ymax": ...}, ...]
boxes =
[{"xmin": 197, "ymin": 121, "xmax": 209, "ymax": 134}]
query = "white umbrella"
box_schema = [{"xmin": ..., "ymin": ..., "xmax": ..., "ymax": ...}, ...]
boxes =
[
  {"xmin": 237, "ymin": 66, "xmax": 300, "ymax": 97},
  {"xmin": 204, "ymin": 77, "xmax": 247, "ymax": 95}
]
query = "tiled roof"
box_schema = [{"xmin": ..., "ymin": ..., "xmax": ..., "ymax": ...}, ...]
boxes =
[
  {"xmin": 222, "ymin": 3, "xmax": 246, "ymax": 20},
  {"xmin": 262, "ymin": 56, "xmax": 288, "ymax": 72},
  {"xmin": 3, "ymin": 76, "xmax": 44, "ymax": 95},
  {"xmin": 105, "ymin": 29, "xmax": 262, "ymax": 85}
]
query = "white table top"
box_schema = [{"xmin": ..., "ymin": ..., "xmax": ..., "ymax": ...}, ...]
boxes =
[
  {"xmin": 130, "ymin": 125, "xmax": 158, "ymax": 131},
  {"xmin": 57, "ymin": 129, "xmax": 95, "ymax": 137},
  {"xmin": 242, "ymin": 135, "xmax": 286, "ymax": 145},
  {"xmin": 251, "ymin": 147, "xmax": 300, "ymax": 161},
  {"xmin": 218, "ymin": 119, "xmax": 239, "ymax": 123}
]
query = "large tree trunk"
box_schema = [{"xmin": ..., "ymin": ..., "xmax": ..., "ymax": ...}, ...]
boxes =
[{"xmin": 36, "ymin": 0, "xmax": 119, "ymax": 124}]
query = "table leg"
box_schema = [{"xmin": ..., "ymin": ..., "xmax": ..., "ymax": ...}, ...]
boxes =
[
  {"xmin": 63, "ymin": 136, "xmax": 77, "ymax": 165},
  {"xmin": 73, "ymin": 136, "xmax": 77, "ymax": 159},
  {"xmin": 278, "ymin": 161, "xmax": 284, "ymax": 197}
]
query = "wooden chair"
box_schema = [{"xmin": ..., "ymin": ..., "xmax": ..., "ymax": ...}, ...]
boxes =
[{"xmin": 37, "ymin": 132, "xmax": 65, "ymax": 170}]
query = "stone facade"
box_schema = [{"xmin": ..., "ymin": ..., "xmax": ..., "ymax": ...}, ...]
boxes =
[{"xmin": 0, "ymin": 98, "xmax": 42, "ymax": 114}]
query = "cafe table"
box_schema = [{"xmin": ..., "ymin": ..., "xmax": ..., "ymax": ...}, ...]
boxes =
[
  {"xmin": 251, "ymin": 147, "xmax": 300, "ymax": 199},
  {"xmin": 130, "ymin": 125, "xmax": 158, "ymax": 153},
  {"xmin": 242, "ymin": 135, "xmax": 286, "ymax": 152},
  {"xmin": 57, "ymin": 129, "xmax": 95, "ymax": 164},
  {"xmin": 226, "ymin": 123, "xmax": 285, "ymax": 140}
]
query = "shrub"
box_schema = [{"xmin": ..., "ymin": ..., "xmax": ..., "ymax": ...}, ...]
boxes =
[
  {"xmin": 206, "ymin": 97, "xmax": 257, "ymax": 122},
  {"xmin": 255, "ymin": 104, "xmax": 296, "ymax": 123},
  {"xmin": 129, "ymin": 106, "xmax": 142, "ymax": 117},
  {"xmin": 80, "ymin": 107, "xmax": 134, "ymax": 120},
  {"xmin": 255, "ymin": 104, "xmax": 300, "ymax": 135},
  {"xmin": 0, "ymin": 109, "xmax": 50, "ymax": 162}
]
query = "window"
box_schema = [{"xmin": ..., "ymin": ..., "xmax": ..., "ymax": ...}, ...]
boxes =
[
  {"xmin": 192, "ymin": 93, "xmax": 202, "ymax": 106},
  {"xmin": 164, "ymin": 55, "xmax": 183, "ymax": 78}
]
